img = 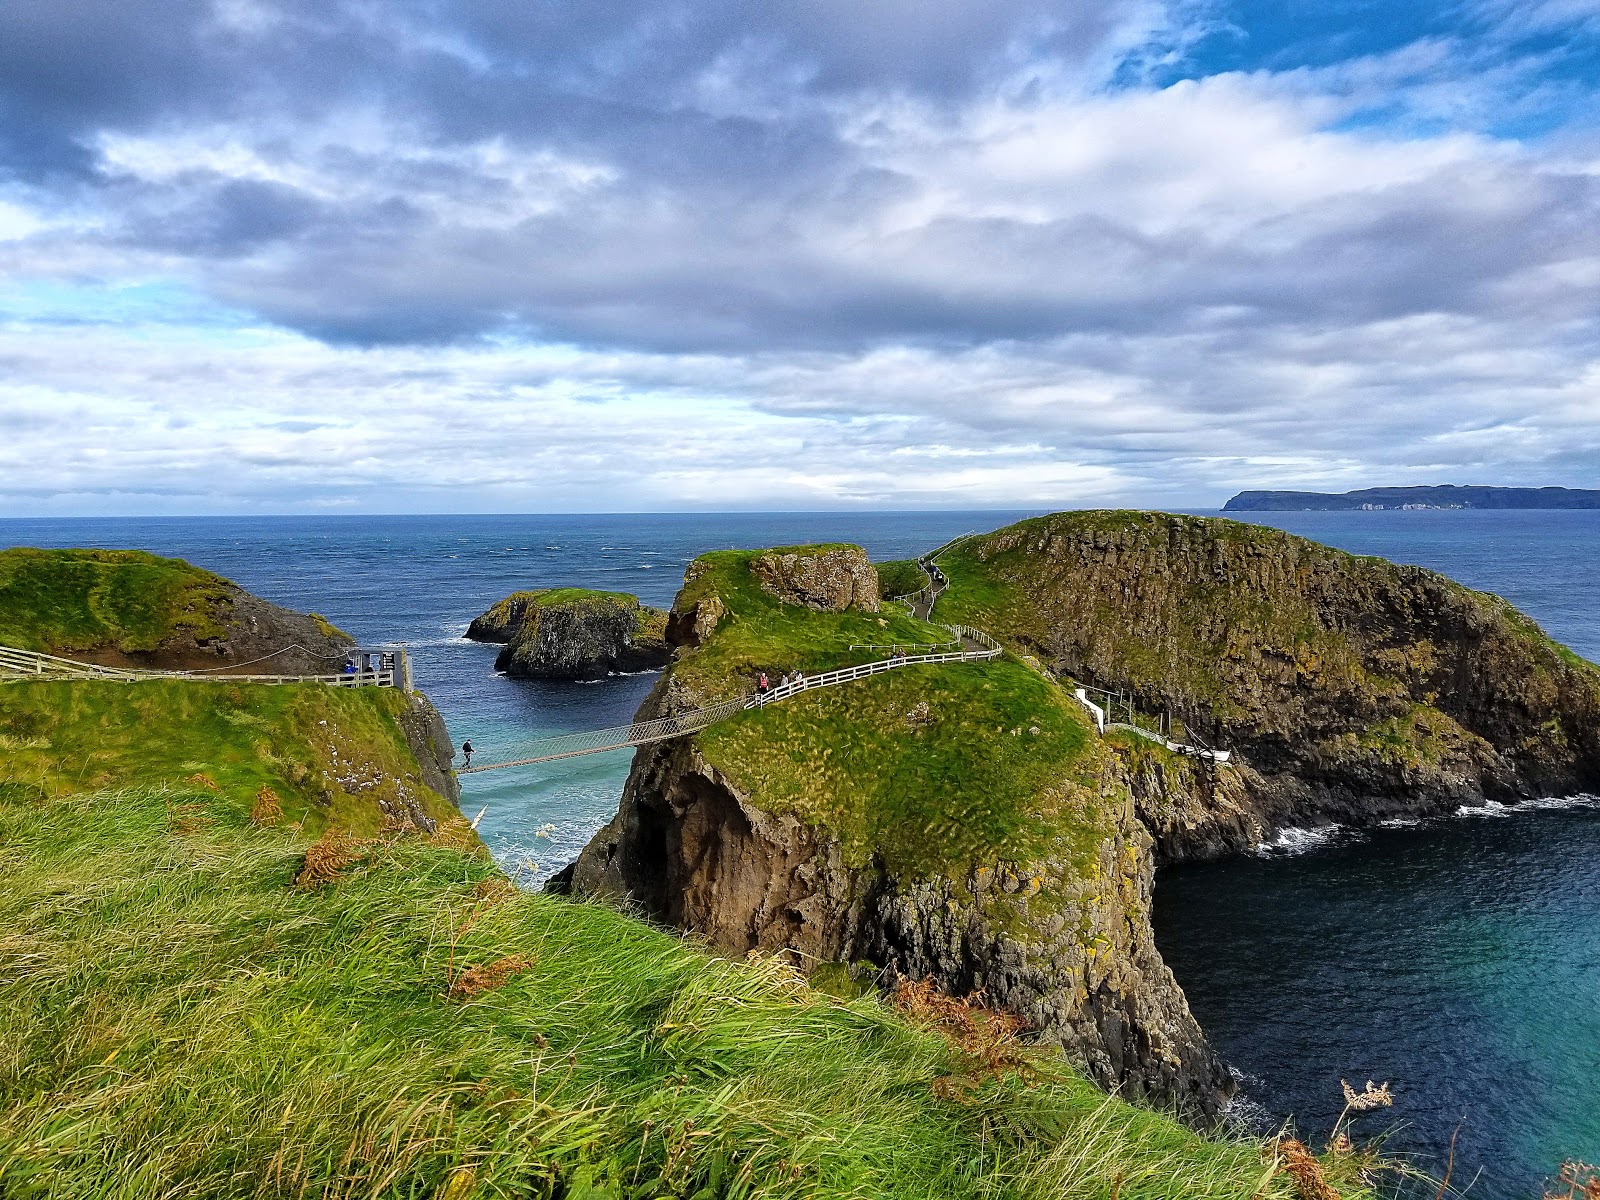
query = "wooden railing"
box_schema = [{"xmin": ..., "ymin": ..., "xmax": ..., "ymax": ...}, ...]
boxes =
[{"xmin": 0, "ymin": 644, "xmax": 404, "ymax": 690}]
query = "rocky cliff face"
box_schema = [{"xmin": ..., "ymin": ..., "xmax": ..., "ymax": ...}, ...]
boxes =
[
  {"xmin": 749, "ymin": 545, "xmax": 879, "ymax": 613},
  {"xmin": 559, "ymin": 691, "xmax": 1230, "ymax": 1117},
  {"xmin": 555, "ymin": 542, "xmax": 1235, "ymax": 1120},
  {"xmin": 467, "ymin": 589, "xmax": 670, "ymax": 679},
  {"xmin": 941, "ymin": 511, "xmax": 1600, "ymax": 858}
]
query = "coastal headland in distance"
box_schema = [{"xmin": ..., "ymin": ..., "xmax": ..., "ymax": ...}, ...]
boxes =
[{"xmin": 1224, "ymin": 485, "xmax": 1600, "ymax": 511}]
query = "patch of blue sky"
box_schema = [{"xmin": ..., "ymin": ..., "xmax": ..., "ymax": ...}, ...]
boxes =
[
  {"xmin": 0, "ymin": 279, "xmax": 258, "ymax": 334},
  {"xmin": 1165, "ymin": 0, "xmax": 1459, "ymax": 78},
  {"xmin": 1139, "ymin": 0, "xmax": 1600, "ymax": 137}
]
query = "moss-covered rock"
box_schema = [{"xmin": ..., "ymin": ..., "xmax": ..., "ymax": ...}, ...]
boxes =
[
  {"xmin": 467, "ymin": 588, "xmax": 669, "ymax": 679},
  {"xmin": 0, "ymin": 547, "xmax": 354, "ymax": 676},
  {"xmin": 750, "ymin": 544, "xmax": 879, "ymax": 612}
]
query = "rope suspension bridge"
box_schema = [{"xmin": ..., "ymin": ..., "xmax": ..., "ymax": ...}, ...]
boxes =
[{"xmin": 459, "ymin": 624, "xmax": 1003, "ymax": 773}]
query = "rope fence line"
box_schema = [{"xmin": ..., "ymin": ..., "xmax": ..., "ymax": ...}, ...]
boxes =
[{"xmin": 0, "ymin": 644, "xmax": 405, "ymax": 690}]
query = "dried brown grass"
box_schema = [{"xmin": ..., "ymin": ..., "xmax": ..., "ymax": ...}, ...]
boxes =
[
  {"xmin": 249, "ymin": 786, "xmax": 283, "ymax": 826},
  {"xmin": 890, "ymin": 977, "xmax": 1037, "ymax": 1100},
  {"xmin": 165, "ymin": 801, "xmax": 215, "ymax": 836},
  {"xmin": 294, "ymin": 832, "xmax": 366, "ymax": 888},
  {"xmin": 1546, "ymin": 1162, "xmax": 1600, "ymax": 1200},
  {"xmin": 447, "ymin": 955, "xmax": 533, "ymax": 1000},
  {"xmin": 1275, "ymin": 1137, "xmax": 1341, "ymax": 1200}
]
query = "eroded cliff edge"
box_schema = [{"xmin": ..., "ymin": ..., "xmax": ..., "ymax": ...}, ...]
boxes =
[{"xmin": 556, "ymin": 543, "xmax": 1233, "ymax": 1118}]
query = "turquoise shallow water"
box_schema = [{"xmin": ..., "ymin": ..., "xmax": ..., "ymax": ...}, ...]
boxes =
[{"xmin": 5, "ymin": 507, "xmax": 1598, "ymax": 1196}]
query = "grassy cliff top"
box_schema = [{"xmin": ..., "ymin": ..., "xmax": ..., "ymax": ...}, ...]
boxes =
[
  {"xmin": 874, "ymin": 557, "xmax": 927, "ymax": 599},
  {"xmin": 668, "ymin": 547, "xmax": 1109, "ymax": 877},
  {"xmin": 0, "ymin": 678, "xmax": 460, "ymax": 838},
  {"xmin": 0, "ymin": 547, "xmax": 236, "ymax": 654},
  {"xmin": 510, "ymin": 587, "xmax": 649, "ymax": 608},
  {"xmin": 0, "ymin": 779, "xmax": 1350, "ymax": 1200},
  {"xmin": 932, "ymin": 510, "xmax": 1600, "ymax": 764}
]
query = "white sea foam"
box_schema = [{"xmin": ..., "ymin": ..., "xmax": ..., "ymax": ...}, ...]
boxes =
[
  {"xmin": 1516, "ymin": 792, "xmax": 1600, "ymax": 811},
  {"xmin": 1454, "ymin": 799, "xmax": 1513, "ymax": 818},
  {"xmin": 1256, "ymin": 824, "xmax": 1350, "ymax": 856},
  {"xmin": 1378, "ymin": 816, "xmax": 1423, "ymax": 828}
]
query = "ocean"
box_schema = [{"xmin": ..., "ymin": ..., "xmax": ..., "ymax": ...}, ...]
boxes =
[{"xmin": 5, "ymin": 507, "xmax": 1598, "ymax": 1198}]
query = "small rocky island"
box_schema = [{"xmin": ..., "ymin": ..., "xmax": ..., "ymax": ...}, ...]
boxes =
[{"xmin": 467, "ymin": 587, "xmax": 671, "ymax": 679}]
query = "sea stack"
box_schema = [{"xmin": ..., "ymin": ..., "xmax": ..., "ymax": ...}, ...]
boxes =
[{"xmin": 467, "ymin": 588, "xmax": 671, "ymax": 679}]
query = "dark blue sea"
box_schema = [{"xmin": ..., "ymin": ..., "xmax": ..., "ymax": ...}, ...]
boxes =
[{"xmin": 4, "ymin": 508, "xmax": 1598, "ymax": 1198}]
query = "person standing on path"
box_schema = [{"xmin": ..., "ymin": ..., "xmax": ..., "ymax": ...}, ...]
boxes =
[{"xmin": 758, "ymin": 672, "xmax": 769, "ymax": 694}]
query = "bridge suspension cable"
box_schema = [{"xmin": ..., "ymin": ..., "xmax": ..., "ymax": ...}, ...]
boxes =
[{"xmin": 460, "ymin": 626, "xmax": 1002, "ymax": 773}]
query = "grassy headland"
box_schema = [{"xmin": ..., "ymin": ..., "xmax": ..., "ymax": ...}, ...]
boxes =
[
  {"xmin": 1, "ymin": 776, "xmax": 1357, "ymax": 1200},
  {"xmin": 667, "ymin": 547, "xmax": 1112, "ymax": 879},
  {"xmin": 0, "ymin": 540, "xmax": 1379, "ymax": 1198},
  {"xmin": 0, "ymin": 548, "xmax": 235, "ymax": 654}
]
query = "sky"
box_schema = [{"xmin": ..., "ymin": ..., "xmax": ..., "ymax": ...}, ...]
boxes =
[{"xmin": 1, "ymin": 0, "xmax": 1599, "ymax": 515}]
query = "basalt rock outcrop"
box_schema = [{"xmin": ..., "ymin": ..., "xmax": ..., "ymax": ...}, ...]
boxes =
[
  {"xmin": 749, "ymin": 545, "xmax": 879, "ymax": 612},
  {"xmin": 559, "ymin": 720, "xmax": 1229, "ymax": 1116},
  {"xmin": 468, "ymin": 589, "xmax": 670, "ymax": 679},
  {"xmin": 554, "ymin": 542, "xmax": 1235, "ymax": 1120},
  {"xmin": 942, "ymin": 510, "xmax": 1600, "ymax": 858}
]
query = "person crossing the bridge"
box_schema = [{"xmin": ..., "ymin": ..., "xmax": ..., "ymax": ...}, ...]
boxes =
[{"xmin": 461, "ymin": 740, "xmax": 473, "ymax": 769}]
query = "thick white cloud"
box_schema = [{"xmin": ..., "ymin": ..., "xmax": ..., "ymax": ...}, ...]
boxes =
[{"xmin": 0, "ymin": 0, "xmax": 1598, "ymax": 513}]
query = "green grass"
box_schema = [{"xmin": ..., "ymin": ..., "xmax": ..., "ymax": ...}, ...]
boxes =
[
  {"xmin": 0, "ymin": 781, "xmax": 1351, "ymax": 1200},
  {"xmin": 701, "ymin": 662, "xmax": 1105, "ymax": 878},
  {"xmin": 874, "ymin": 559, "xmax": 926, "ymax": 599},
  {"xmin": 672, "ymin": 550, "xmax": 968, "ymax": 699},
  {"xmin": 0, "ymin": 548, "xmax": 235, "ymax": 654},
  {"xmin": 0, "ymin": 679, "xmax": 458, "ymax": 837},
  {"xmin": 662, "ymin": 545, "xmax": 1115, "ymax": 879}
]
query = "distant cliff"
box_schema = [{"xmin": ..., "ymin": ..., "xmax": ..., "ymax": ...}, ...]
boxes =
[
  {"xmin": 1224, "ymin": 484, "xmax": 1600, "ymax": 511},
  {"xmin": 467, "ymin": 588, "xmax": 669, "ymax": 679}
]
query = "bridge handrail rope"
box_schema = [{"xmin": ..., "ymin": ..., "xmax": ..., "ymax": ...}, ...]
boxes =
[
  {"xmin": 0, "ymin": 643, "xmax": 404, "ymax": 690},
  {"xmin": 461, "ymin": 625, "xmax": 1003, "ymax": 773}
]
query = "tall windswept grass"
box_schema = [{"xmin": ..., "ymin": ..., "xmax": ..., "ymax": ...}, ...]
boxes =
[{"xmin": 0, "ymin": 783, "xmax": 1369, "ymax": 1199}]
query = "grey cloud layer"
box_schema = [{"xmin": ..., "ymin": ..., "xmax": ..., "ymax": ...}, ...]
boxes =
[{"xmin": 1, "ymin": 0, "xmax": 1598, "ymax": 511}]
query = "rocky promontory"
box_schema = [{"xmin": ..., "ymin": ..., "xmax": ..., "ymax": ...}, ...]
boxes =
[
  {"xmin": 0, "ymin": 547, "xmax": 355, "ymax": 675},
  {"xmin": 556, "ymin": 542, "xmax": 1233, "ymax": 1119},
  {"xmin": 467, "ymin": 588, "xmax": 670, "ymax": 679},
  {"xmin": 554, "ymin": 519, "xmax": 1600, "ymax": 1126},
  {"xmin": 934, "ymin": 511, "xmax": 1600, "ymax": 859}
]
